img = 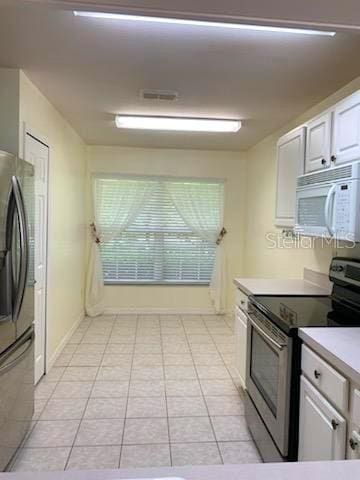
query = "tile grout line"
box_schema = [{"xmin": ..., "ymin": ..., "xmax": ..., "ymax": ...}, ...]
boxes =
[
  {"xmin": 182, "ymin": 314, "xmax": 223, "ymax": 465},
  {"xmin": 202, "ymin": 314, "xmax": 239, "ymax": 392},
  {"xmin": 63, "ymin": 315, "xmax": 97, "ymax": 470},
  {"xmin": 200, "ymin": 313, "xmax": 237, "ymax": 463},
  {"xmin": 118, "ymin": 313, "xmax": 139, "ymax": 468},
  {"xmin": 19, "ymin": 314, "xmax": 246, "ymax": 471},
  {"xmin": 160, "ymin": 314, "xmax": 173, "ymax": 467},
  {"xmin": 24, "ymin": 316, "xmax": 93, "ymax": 471},
  {"xmin": 203, "ymin": 314, "xmax": 251, "ymax": 456},
  {"xmin": 63, "ymin": 314, "xmax": 113, "ymax": 471}
]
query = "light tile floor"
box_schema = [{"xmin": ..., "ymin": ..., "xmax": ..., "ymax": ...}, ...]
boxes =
[{"xmin": 11, "ymin": 314, "xmax": 262, "ymax": 472}]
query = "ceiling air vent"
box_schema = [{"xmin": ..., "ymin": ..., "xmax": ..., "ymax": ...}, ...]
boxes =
[{"xmin": 140, "ymin": 90, "xmax": 178, "ymax": 101}]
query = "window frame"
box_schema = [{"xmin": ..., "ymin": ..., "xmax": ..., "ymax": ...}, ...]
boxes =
[{"xmin": 93, "ymin": 173, "xmax": 224, "ymax": 286}]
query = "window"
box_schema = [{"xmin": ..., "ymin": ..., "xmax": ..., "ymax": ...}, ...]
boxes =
[{"xmin": 94, "ymin": 175, "xmax": 224, "ymax": 284}]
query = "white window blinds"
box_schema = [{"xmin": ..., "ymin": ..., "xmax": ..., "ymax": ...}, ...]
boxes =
[{"xmin": 94, "ymin": 176, "xmax": 224, "ymax": 284}]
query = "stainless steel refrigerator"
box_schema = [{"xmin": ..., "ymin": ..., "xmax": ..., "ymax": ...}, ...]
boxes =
[{"xmin": 0, "ymin": 150, "xmax": 35, "ymax": 470}]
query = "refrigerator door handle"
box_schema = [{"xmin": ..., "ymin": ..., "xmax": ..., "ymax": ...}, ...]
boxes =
[
  {"xmin": 11, "ymin": 176, "xmax": 29, "ymax": 322},
  {"xmin": 0, "ymin": 328, "xmax": 34, "ymax": 375}
]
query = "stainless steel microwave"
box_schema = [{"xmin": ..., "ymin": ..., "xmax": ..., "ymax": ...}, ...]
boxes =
[{"xmin": 294, "ymin": 161, "xmax": 360, "ymax": 242}]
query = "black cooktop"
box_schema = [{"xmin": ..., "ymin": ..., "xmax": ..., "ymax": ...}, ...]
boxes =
[{"xmin": 249, "ymin": 294, "xmax": 360, "ymax": 335}]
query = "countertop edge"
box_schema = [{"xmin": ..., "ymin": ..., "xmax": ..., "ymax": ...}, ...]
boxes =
[
  {"xmin": 233, "ymin": 278, "xmax": 330, "ymax": 296},
  {"xmin": 2, "ymin": 460, "xmax": 360, "ymax": 480}
]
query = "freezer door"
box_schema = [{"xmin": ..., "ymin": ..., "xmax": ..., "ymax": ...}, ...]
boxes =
[
  {"xmin": 14, "ymin": 158, "xmax": 35, "ymax": 339},
  {"xmin": 0, "ymin": 326, "xmax": 34, "ymax": 471},
  {"xmin": 0, "ymin": 151, "xmax": 16, "ymax": 353}
]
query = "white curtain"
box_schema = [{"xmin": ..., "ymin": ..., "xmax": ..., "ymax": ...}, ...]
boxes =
[
  {"xmin": 85, "ymin": 177, "xmax": 154, "ymax": 316},
  {"xmin": 165, "ymin": 181, "xmax": 226, "ymax": 314}
]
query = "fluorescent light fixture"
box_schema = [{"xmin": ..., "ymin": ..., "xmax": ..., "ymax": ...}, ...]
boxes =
[
  {"xmin": 73, "ymin": 11, "xmax": 336, "ymax": 36},
  {"xmin": 115, "ymin": 115, "xmax": 241, "ymax": 133}
]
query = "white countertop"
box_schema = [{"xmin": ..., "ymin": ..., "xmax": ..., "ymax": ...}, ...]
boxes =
[
  {"xmin": 233, "ymin": 278, "xmax": 330, "ymax": 296},
  {"xmin": 299, "ymin": 327, "xmax": 360, "ymax": 385},
  {"xmin": 2, "ymin": 460, "xmax": 360, "ymax": 480}
]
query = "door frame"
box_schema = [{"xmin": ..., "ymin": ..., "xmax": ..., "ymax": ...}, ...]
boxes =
[{"xmin": 22, "ymin": 122, "xmax": 50, "ymax": 377}]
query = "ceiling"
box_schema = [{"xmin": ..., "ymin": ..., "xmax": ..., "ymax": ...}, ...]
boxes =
[{"xmin": 2, "ymin": 2, "xmax": 360, "ymax": 151}]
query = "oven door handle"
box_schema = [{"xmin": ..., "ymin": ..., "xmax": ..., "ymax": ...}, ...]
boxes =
[{"xmin": 249, "ymin": 317, "xmax": 285, "ymax": 351}]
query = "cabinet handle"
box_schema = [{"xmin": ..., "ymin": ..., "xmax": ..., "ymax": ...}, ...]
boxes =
[
  {"xmin": 331, "ymin": 155, "xmax": 337, "ymax": 163},
  {"xmin": 349, "ymin": 437, "xmax": 358, "ymax": 450},
  {"xmin": 331, "ymin": 419, "xmax": 339, "ymax": 430},
  {"xmin": 321, "ymin": 158, "xmax": 326, "ymax": 165},
  {"xmin": 314, "ymin": 369, "xmax": 321, "ymax": 379}
]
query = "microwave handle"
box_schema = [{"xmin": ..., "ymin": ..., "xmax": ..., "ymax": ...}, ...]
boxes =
[{"xmin": 324, "ymin": 184, "xmax": 337, "ymax": 236}]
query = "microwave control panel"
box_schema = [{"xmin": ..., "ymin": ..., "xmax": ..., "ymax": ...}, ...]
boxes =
[{"xmin": 335, "ymin": 182, "xmax": 351, "ymax": 231}]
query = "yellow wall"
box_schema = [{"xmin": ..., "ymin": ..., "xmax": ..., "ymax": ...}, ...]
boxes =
[
  {"xmin": 0, "ymin": 69, "xmax": 19, "ymax": 156},
  {"xmin": 244, "ymin": 76, "xmax": 360, "ymax": 279},
  {"xmin": 19, "ymin": 72, "xmax": 87, "ymax": 365},
  {"xmin": 87, "ymin": 146, "xmax": 247, "ymax": 313}
]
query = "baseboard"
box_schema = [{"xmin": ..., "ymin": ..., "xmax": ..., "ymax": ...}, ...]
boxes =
[
  {"xmin": 47, "ymin": 310, "xmax": 85, "ymax": 372},
  {"xmin": 103, "ymin": 307, "xmax": 224, "ymax": 315}
]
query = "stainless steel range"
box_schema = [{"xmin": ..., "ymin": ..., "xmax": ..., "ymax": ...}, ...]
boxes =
[{"xmin": 245, "ymin": 257, "xmax": 360, "ymax": 462}]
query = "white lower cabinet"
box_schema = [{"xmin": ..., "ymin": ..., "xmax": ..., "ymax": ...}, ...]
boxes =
[
  {"xmin": 299, "ymin": 375, "xmax": 346, "ymax": 461},
  {"xmin": 234, "ymin": 306, "xmax": 247, "ymax": 389},
  {"xmin": 348, "ymin": 387, "xmax": 360, "ymax": 459}
]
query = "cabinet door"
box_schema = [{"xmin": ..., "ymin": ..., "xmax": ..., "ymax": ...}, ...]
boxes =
[
  {"xmin": 275, "ymin": 126, "xmax": 306, "ymax": 227},
  {"xmin": 298, "ymin": 376, "xmax": 346, "ymax": 462},
  {"xmin": 305, "ymin": 112, "xmax": 332, "ymax": 173},
  {"xmin": 333, "ymin": 91, "xmax": 360, "ymax": 165},
  {"xmin": 234, "ymin": 307, "xmax": 247, "ymax": 389},
  {"xmin": 348, "ymin": 387, "xmax": 360, "ymax": 459}
]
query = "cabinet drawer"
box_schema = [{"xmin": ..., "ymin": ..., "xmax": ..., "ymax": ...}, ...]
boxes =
[
  {"xmin": 235, "ymin": 289, "xmax": 248, "ymax": 311},
  {"xmin": 302, "ymin": 344, "xmax": 349, "ymax": 413}
]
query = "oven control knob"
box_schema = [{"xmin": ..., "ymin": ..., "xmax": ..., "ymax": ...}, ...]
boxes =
[
  {"xmin": 331, "ymin": 265, "xmax": 344, "ymax": 272},
  {"xmin": 314, "ymin": 370, "xmax": 321, "ymax": 379}
]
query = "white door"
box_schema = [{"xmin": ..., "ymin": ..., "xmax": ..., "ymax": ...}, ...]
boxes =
[
  {"xmin": 305, "ymin": 111, "xmax": 332, "ymax": 173},
  {"xmin": 24, "ymin": 133, "xmax": 49, "ymax": 384},
  {"xmin": 275, "ymin": 126, "xmax": 306, "ymax": 227},
  {"xmin": 234, "ymin": 306, "xmax": 247, "ymax": 389},
  {"xmin": 333, "ymin": 91, "xmax": 360, "ymax": 165},
  {"xmin": 298, "ymin": 376, "xmax": 346, "ymax": 462}
]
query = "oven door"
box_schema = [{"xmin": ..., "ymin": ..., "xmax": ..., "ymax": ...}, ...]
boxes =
[
  {"xmin": 294, "ymin": 183, "xmax": 336, "ymax": 238},
  {"xmin": 246, "ymin": 313, "xmax": 292, "ymax": 457}
]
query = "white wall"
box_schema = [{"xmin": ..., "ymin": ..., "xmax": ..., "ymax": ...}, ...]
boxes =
[
  {"xmin": 87, "ymin": 146, "xmax": 247, "ymax": 313},
  {"xmin": 19, "ymin": 71, "xmax": 87, "ymax": 366}
]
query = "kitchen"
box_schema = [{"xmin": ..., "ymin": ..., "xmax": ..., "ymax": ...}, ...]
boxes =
[{"xmin": 1, "ymin": 0, "xmax": 360, "ymax": 478}]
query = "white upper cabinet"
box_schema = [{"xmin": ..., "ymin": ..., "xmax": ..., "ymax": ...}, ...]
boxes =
[
  {"xmin": 333, "ymin": 91, "xmax": 360, "ymax": 166},
  {"xmin": 275, "ymin": 126, "xmax": 306, "ymax": 227},
  {"xmin": 305, "ymin": 111, "xmax": 332, "ymax": 173}
]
